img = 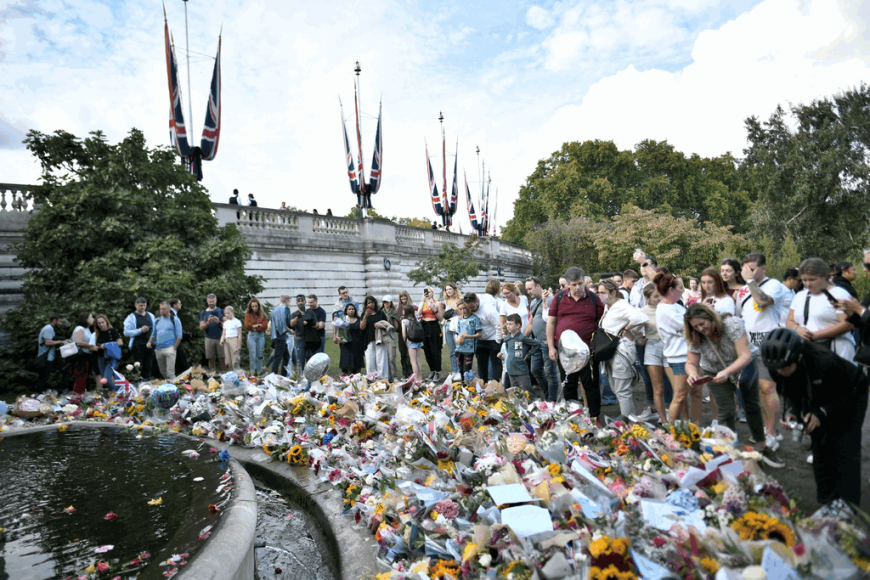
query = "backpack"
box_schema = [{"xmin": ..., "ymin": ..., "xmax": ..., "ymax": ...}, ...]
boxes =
[{"xmin": 406, "ymin": 317, "xmax": 424, "ymax": 342}]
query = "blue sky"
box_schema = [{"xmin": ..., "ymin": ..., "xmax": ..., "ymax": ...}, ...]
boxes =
[{"xmin": 2, "ymin": 0, "xmax": 869, "ymax": 232}]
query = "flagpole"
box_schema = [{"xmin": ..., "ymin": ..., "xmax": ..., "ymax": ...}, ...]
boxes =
[
  {"xmin": 475, "ymin": 146, "xmax": 480, "ymax": 234},
  {"xmin": 439, "ymin": 112, "xmax": 446, "ymax": 226},
  {"xmin": 354, "ymin": 62, "xmax": 367, "ymax": 218},
  {"xmin": 183, "ymin": 0, "xmax": 195, "ymax": 145},
  {"xmin": 493, "ymin": 187, "xmax": 498, "ymax": 237}
]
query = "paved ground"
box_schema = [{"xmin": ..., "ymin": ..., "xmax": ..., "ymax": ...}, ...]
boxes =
[{"xmin": 604, "ymin": 381, "xmax": 870, "ymax": 516}]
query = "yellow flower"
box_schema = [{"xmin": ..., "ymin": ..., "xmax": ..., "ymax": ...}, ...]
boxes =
[
  {"xmin": 547, "ymin": 463, "xmax": 562, "ymax": 477},
  {"xmin": 430, "ymin": 510, "xmax": 440, "ymax": 520},
  {"xmin": 85, "ymin": 564, "xmax": 95, "ymax": 574},
  {"xmin": 437, "ymin": 460, "xmax": 456, "ymax": 475},
  {"xmin": 610, "ymin": 537, "xmax": 629, "ymax": 556},
  {"xmin": 589, "ymin": 537, "xmax": 611, "ymax": 558},
  {"xmin": 57, "ymin": 424, "xmax": 68, "ymax": 432},
  {"xmin": 462, "ymin": 542, "xmax": 481, "ymax": 562},
  {"xmin": 148, "ymin": 497, "xmax": 163, "ymax": 506},
  {"xmin": 700, "ymin": 557, "xmax": 720, "ymax": 573}
]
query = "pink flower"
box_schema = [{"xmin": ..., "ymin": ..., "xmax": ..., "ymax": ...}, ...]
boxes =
[
  {"xmin": 793, "ymin": 544, "xmax": 806, "ymax": 557},
  {"xmin": 433, "ymin": 499, "xmax": 460, "ymax": 519},
  {"xmin": 652, "ymin": 536, "xmax": 666, "ymax": 548},
  {"xmin": 96, "ymin": 562, "xmax": 109, "ymax": 573},
  {"xmin": 104, "ymin": 512, "xmax": 118, "ymax": 520}
]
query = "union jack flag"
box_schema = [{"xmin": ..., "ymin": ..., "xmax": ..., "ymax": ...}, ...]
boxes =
[
  {"xmin": 426, "ymin": 142, "xmax": 443, "ymax": 216},
  {"xmin": 340, "ymin": 103, "xmax": 359, "ymax": 194},
  {"xmin": 449, "ymin": 147, "xmax": 458, "ymax": 217},
  {"xmin": 200, "ymin": 36, "xmax": 221, "ymax": 161},
  {"xmin": 368, "ymin": 101, "xmax": 383, "ymax": 194},
  {"xmin": 465, "ymin": 171, "xmax": 479, "ymax": 233},
  {"xmin": 113, "ymin": 370, "xmax": 137, "ymax": 400},
  {"xmin": 164, "ymin": 9, "xmax": 221, "ymax": 181}
]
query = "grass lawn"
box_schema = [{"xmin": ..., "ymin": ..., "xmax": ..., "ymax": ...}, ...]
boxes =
[{"xmin": 319, "ymin": 338, "xmax": 456, "ymax": 379}]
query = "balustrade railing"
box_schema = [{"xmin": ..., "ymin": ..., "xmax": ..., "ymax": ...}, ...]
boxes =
[
  {"xmin": 0, "ymin": 184, "xmax": 34, "ymax": 213},
  {"xmin": 236, "ymin": 207, "xmax": 299, "ymax": 231},
  {"xmin": 312, "ymin": 216, "xmax": 360, "ymax": 236},
  {"xmin": 395, "ymin": 226, "xmax": 425, "ymax": 244}
]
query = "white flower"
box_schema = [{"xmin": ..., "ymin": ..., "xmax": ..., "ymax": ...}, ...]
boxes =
[
  {"xmin": 126, "ymin": 364, "xmax": 134, "ymax": 371},
  {"xmin": 134, "ymin": 362, "xmax": 140, "ymax": 367},
  {"xmin": 479, "ymin": 553, "xmax": 492, "ymax": 567}
]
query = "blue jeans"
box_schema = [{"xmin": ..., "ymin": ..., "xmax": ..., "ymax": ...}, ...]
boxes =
[
  {"xmin": 444, "ymin": 330, "xmax": 460, "ymax": 374},
  {"xmin": 529, "ymin": 341, "xmax": 560, "ymax": 401},
  {"xmin": 247, "ymin": 332, "xmax": 265, "ymax": 374},
  {"xmin": 600, "ymin": 371, "xmax": 618, "ymax": 403},
  {"xmin": 294, "ymin": 337, "xmax": 306, "ymax": 371},
  {"xmin": 98, "ymin": 356, "xmax": 118, "ymax": 389}
]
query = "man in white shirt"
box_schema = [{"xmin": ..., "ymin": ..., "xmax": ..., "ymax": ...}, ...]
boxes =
[
  {"xmin": 465, "ymin": 291, "xmax": 502, "ymax": 382},
  {"xmin": 733, "ymin": 253, "xmax": 786, "ymax": 448}
]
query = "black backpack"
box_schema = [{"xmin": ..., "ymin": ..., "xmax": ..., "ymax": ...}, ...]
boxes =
[{"xmin": 406, "ymin": 317, "xmax": 424, "ymax": 342}]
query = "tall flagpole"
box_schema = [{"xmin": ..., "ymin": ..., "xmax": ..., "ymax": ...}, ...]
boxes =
[
  {"xmin": 493, "ymin": 187, "xmax": 499, "ymax": 237},
  {"xmin": 475, "ymin": 146, "xmax": 480, "ymax": 234},
  {"xmin": 439, "ymin": 112, "xmax": 446, "ymax": 226},
  {"xmin": 183, "ymin": 0, "xmax": 195, "ymax": 145}
]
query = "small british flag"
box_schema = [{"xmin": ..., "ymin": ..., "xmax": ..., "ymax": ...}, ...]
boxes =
[{"xmin": 113, "ymin": 370, "xmax": 137, "ymax": 400}]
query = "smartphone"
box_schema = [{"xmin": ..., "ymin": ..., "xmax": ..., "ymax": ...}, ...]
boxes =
[
  {"xmin": 692, "ymin": 375, "xmax": 715, "ymax": 386},
  {"xmin": 822, "ymin": 288, "xmax": 838, "ymax": 306},
  {"xmin": 424, "ymin": 289, "xmax": 429, "ymax": 297}
]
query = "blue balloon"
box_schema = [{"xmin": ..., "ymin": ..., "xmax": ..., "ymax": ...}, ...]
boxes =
[
  {"xmin": 0, "ymin": 401, "xmax": 7, "ymax": 415},
  {"xmin": 151, "ymin": 384, "xmax": 180, "ymax": 410}
]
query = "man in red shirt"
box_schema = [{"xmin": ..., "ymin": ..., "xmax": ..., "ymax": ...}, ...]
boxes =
[{"xmin": 547, "ymin": 267, "xmax": 604, "ymax": 417}]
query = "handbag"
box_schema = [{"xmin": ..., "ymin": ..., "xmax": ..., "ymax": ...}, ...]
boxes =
[
  {"xmin": 59, "ymin": 342, "xmax": 78, "ymax": 358},
  {"xmin": 26, "ymin": 350, "xmax": 51, "ymax": 373},
  {"xmin": 591, "ymin": 315, "xmax": 626, "ymax": 363}
]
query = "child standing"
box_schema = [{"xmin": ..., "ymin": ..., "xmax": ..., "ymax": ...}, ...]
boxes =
[
  {"xmin": 454, "ymin": 300, "xmax": 482, "ymax": 385},
  {"xmin": 221, "ymin": 306, "xmax": 243, "ymax": 371},
  {"xmin": 498, "ymin": 313, "xmax": 541, "ymax": 396},
  {"xmin": 401, "ymin": 304, "xmax": 424, "ymax": 386}
]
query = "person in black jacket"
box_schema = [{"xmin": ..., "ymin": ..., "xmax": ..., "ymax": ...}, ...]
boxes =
[
  {"xmin": 762, "ymin": 328, "xmax": 869, "ymax": 506},
  {"xmin": 229, "ymin": 189, "xmax": 239, "ymax": 204},
  {"xmin": 832, "ymin": 261, "xmax": 859, "ymax": 299}
]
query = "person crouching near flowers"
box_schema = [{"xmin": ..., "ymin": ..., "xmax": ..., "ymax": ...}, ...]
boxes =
[
  {"xmin": 684, "ymin": 303, "xmax": 784, "ymax": 468},
  {"xmin": 762, "ymin": 327, "xmax": 869, "ymax": 508}
]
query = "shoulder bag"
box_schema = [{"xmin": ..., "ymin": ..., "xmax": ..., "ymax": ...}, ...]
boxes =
[
  {"xmin": 803, "ymin": 294, "xmax": 833, "ymax": 350},
  {"xmin": 60, "ymin": 342, "xmax": 79, "ymax": 358}
]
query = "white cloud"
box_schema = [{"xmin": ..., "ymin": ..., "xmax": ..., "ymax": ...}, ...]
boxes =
[
  {"xmin": 526, "ymin": 6, "xmax": 555, "ymax": 30},
  {"xmin": 0, "ymin": 0, "xmax": 867, "ymax": 236}
]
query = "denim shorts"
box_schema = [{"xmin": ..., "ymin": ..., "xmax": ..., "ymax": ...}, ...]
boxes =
[
  {"xmin": 407, "ymin": 341, "xmax": 424, "ymax": 349},
  {"xmin": 668, "ymin": 361, "xmax": 687, "ymax": 375},
  {"xmin": 643, "ymin": 339, "xmax": 670, "ymax": 368}
]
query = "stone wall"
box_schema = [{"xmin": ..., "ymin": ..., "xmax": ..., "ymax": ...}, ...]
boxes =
[
  {"xmin": 215, "ymin": 204, "xmax": 535, "ymax": 309},
  {"xmin": 0, "ymin": 186, "xmax": 536, "ymax": 319}
]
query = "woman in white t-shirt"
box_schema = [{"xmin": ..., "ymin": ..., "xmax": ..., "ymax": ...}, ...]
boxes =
[
  {"xmin": 655, "ymin": 273, "xmax": 701, "ymax": 426},
  {"xmin": 786, "ymin": 258, "xmax": 856, "ymax": 362},
  {"xmin": 499, "ymin": 282, "xmax": 529, "ymax": 336},
  {"xmin": 220, "ymin": 306, "xmax": 244, "ymax": 371},
  {"xmin": 699, "ymin": 267, "xmax": 736, "ymax": 316}
]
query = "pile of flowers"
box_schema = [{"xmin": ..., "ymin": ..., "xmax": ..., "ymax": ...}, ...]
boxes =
[{"xmin": 3, "ymin": 368, "xmax": 870, "ymax": 579}]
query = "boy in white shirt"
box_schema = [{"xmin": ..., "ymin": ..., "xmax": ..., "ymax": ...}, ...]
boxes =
[
  {"xmin": 733, "ymin": 253, "xmax": 786, "ymax": 448},
  {"xmin": 220, "ymin": 306, "xmax": 243, "ymax": 371}
]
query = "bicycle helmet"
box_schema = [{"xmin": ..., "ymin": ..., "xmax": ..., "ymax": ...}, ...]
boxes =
[{"xmin": 760, "ymin": 327, "xmax": 803, "ymax": 369}]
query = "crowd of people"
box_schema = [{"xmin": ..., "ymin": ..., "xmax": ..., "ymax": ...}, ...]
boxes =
[{"xmin": 30, "ymin": 248, "xmax": 870, "ymax": 508}]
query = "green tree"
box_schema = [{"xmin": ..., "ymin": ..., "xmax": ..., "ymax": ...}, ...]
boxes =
[
  {"xmin": 1, "ymin": 128, "xmax": 264, "ymax": 394},
  {"xmin": 524, "ymin": 217, "xmax": 603, "ymax": 288},
  {"xmin": 407, "ymin": 236, "xmax": 486, "ymax": 289},
  {"xmin": 741, "ymin": 83, "xmax": 870, "ymax": 261},
  {"xmin": 594, "ymin": 206, "xmax": 750, "ymax": 279},
  {"xmin": 502, "ymin": 139, "xmax": 752, "ymax": 244}
]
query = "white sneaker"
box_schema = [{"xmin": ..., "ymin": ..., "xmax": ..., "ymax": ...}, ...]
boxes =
[
  {"xmin": 636, "ymin": 407, "xmax": 657, "ymax": 422},
  {"xmin": 765, "ymin": 433, "xmax": 781, "ymax": 452}
]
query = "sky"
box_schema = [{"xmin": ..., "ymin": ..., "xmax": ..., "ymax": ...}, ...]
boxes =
[{"xmin": 1, "ymin": 0, "xmax": 869, "ymax": 233}]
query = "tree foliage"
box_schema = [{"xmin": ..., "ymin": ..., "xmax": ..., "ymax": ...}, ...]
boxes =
[
  {"xmin": 502, "ymin": 139, "xmax": 752, "ymax": 244},
  {"xmin": 594, "ymin": 206, "xmax": 750, "ymax": 279},
  {"xmin": 524, "ymin": 217, "xmax": 603, "ymax": 288},
  {"xmin": 741, "ymin": 83, "xmax": 870, "ymax": 261},
  {"xmin": 1, "ymin": 128, "xmax": 264, "ymax": 394},
  {"xmin": 407, "ymin": 236, "xmax": 486, "ymax": 289}
]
